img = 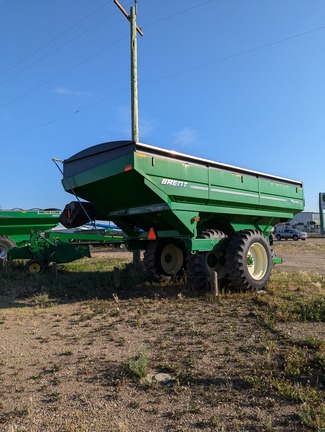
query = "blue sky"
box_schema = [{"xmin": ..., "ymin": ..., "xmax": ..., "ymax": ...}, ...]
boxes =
[{"xmin": 0, "ymin": 0, "xmax": 324, "ymax": 212}]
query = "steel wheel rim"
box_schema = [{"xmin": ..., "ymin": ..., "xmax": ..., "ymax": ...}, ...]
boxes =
[
  {"xmin": 29, "ymin": 262, "xmax": 41, "ymax": 273},
  {"xmin": 0, "ymin": 246, "xmax": 7, "ymax": 259},
  {"xmin": 160, "ymin": 244, "xmax": 183, "ymax": 274},
  {"xmin": 246, "ymin": 242, "xmax": 268, "ymax": 280}
]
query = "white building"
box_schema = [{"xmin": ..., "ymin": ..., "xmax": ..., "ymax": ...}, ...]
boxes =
[
  {"xmin": 275, "ymin": 211, "xmax": 321, "ymax": 234},
  {"xmin": 291, "ymin": 212, "xmax": 320, "ymax": 226}
]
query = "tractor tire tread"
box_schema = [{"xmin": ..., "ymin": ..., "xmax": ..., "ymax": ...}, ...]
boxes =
[{"xmin": 226, "ymin": 229, "xmax": 272, "ymax": 291}]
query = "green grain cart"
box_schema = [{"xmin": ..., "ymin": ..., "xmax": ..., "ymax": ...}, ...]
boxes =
[
  {"xmin": 0, "ymin": 209, "xmax": 61, "ymax": 258},
  {"xmin": 59, "ymin": 140, "xmax": 304, "ymax": 291},
  {"xmin": 0, "ymin": 208, "xmax": 124, "ymax": 272}
]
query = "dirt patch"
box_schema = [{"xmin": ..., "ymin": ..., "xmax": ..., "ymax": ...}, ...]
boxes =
[{"xmin": 0, "ymin": 239, "xmax": 324, "ymax": 431}]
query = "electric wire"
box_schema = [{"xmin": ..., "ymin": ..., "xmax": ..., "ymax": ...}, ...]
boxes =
[
  {"xmin": 141, "ymin": 0, "xmax": 216, "ymax": 29},
  {"xmin": 4, "ymin": 18, "xmax": 321, "ymax": 110},
  {"xmin": 0, "ymin": 35, "xmax": 128, "ymax": 110},
  {"xmin": 1, "ymin": 2, "xmax": 325, "ymax": 143},
  {"xmin": 0, "ymin": 1, "xmax": 111, "ymax": 79},
  {"xmin": 0, "ymin": 0, "xmax": 214, "ymax": 102},
  {"xmin": 0, "ymin": 10, "xmax": 120, "ymax": 88},
  {"xmin": 0, "ymin": 87, "xmax": 129, "ymax": 142},
  {"xmin": 138, "ymin": 23, "xmax": 325, "ymax": 88},
  {"xmin": 1, "ymin": 20, "xmax": 325, "ymax": 143}
]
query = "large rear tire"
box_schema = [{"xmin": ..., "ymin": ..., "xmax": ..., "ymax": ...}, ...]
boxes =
[
  {"xmin": 187, "ymin": 229, "xmax": 228, "ymax": 291},
  {"xmin": 144, "ymin": 240, "xmax": 185, "ymax": 282},
  {"xmin": 0, "ymin": 236, "xmax": 16, "ymax": 259},
  {"xmin": 226, "ymin": 230, "xmax": 272, "ymax": 291}
]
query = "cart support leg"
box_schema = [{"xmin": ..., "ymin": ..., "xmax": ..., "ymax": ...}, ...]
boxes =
[
  {"xmin": 114, "ymin": 266, "xmax": 121, "ymax": 288},
  {"xmin": 209, "ymin": 268, "xmax": 219, "ymax": 297}
]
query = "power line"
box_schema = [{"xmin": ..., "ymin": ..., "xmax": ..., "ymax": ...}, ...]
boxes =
[
  {"xmin": 0, "ymin": 0, "xmax": 212, "ymax": 106},
  {"xmin": 142, "ymin": 0, "xmax": 216, "ymax": 29},
  {"xmin": 0, "ymin": 35, "xmax": 128, "ymax": 110},
  {"xmin": 0, "ymin": 88, "xmax": 129, "ymax": 142},
  {"xmin": 0, "ymin": 9, "xmax": 119, "ymax": 88},
  {"xmin": 139, "ymin": 23, "xmax": 325, "ymax": 88},
  {"xmin": 0, "ymin": 1, "xmax": 111, "ymax": 79},
  {"xmin": 1, "ymin": 12, "xmax": 325, "ymax": 142}
]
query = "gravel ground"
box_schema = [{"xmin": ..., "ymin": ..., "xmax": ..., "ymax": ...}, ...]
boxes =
[{"xmin": 0, "ymin": 237, "xmax": 324, "ymax": 431}]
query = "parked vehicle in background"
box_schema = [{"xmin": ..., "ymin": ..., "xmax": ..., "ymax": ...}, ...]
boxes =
[{"xmin": 275, "ymin": 229, "xmax": 307, "ymax": 241}]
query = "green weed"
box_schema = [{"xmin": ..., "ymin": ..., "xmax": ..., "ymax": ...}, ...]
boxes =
[
  {"xmin": 255, "ymin": 271, "xmax": 325, "ymax": 323},
  {"xmin": 298, "ymin": 402, "xmax": 325, "ymax": 431},
  {"xmin": 32, "ymin": 292, "xmax": 57, "ymax": 308},
  {"xmin": 125, "ymin": 351, "xmax": 149, "ymax": 381}
]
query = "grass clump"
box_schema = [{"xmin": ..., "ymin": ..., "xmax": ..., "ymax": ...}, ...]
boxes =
[
  {"xmin": 32, "ymin": 292, "xmax": 57, "ymax": 308},
  {"xmin": 294, "ymin": 299, "xmax": 325, "ymax": 322},
  {"xmin": 299, "ymin": 402, "xmax": 325, "ymax": 431},
  {"xmin": 124, "ymin": 351, "xmax": 149, "ymax": 381}
]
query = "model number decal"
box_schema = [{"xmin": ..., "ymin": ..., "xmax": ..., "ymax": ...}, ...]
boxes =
[
  {"xmin": 161, "ymin": 178, "xmax": 188, "ymax": 187},
  {"xmin": 110, "ymin": 210, "xmax": 125, "ymax": 216}
]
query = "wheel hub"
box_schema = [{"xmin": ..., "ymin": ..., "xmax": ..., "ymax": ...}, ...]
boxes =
[
  {"xmin": 0, "ymin": 246, "xmax": 7, "ymax": 259},
  {"xmin": 246, "ymin": 242, "xmax": 268, "ymax": 280},
  {"xmin": 160, "ymin": 244, "xmax": 183, "ymax": 275}
]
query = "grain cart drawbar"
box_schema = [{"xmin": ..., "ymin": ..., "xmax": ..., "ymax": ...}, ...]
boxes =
[{"xmin": 59, "ymin": 140, "xmax": 304, "ymax": 291}]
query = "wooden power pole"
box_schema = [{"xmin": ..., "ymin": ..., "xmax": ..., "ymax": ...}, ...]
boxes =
[
  {"xmin": 114, "ymin": 0, "xmax": 143, "ymax": 268},
  {"xmin": 114, "ymin": 0, "xmax": 143, "ymax": 142}
]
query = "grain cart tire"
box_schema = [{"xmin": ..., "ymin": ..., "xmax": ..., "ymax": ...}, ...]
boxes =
[
  {"xmin": 24, "ymin": 259, "xmax": 45, "ymax": 274},
  {"xmin": 144, "ymin": 240, "xmax": 185, "ymax": 282},
  {"xmin": 187, "ymin": 230, "xmax": 229, "ymax": 291},
  {"xmin": 226, "ymin": 230, "xmax": 272, "ymax": 291},
  {"xmin": 0, "ymin": 236, "xmax": 16, "ymax": 259}
]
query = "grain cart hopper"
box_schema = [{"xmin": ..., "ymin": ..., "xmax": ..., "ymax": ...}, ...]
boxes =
[{"xmin": 59, "ymin": 140, "xmax": 304, "ymax": 291}]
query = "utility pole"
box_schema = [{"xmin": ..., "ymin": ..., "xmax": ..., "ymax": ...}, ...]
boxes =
[
  {"xmin": 114, "ymin": 0, "xmax": 143, "ymax": 268},
  {"xmin": 320, "ymin": 193, "xmax": 325, "ymax": 236},
  {"xmin": 114, "ymin": 0, "xmax": 143, "ymax": 142}
]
